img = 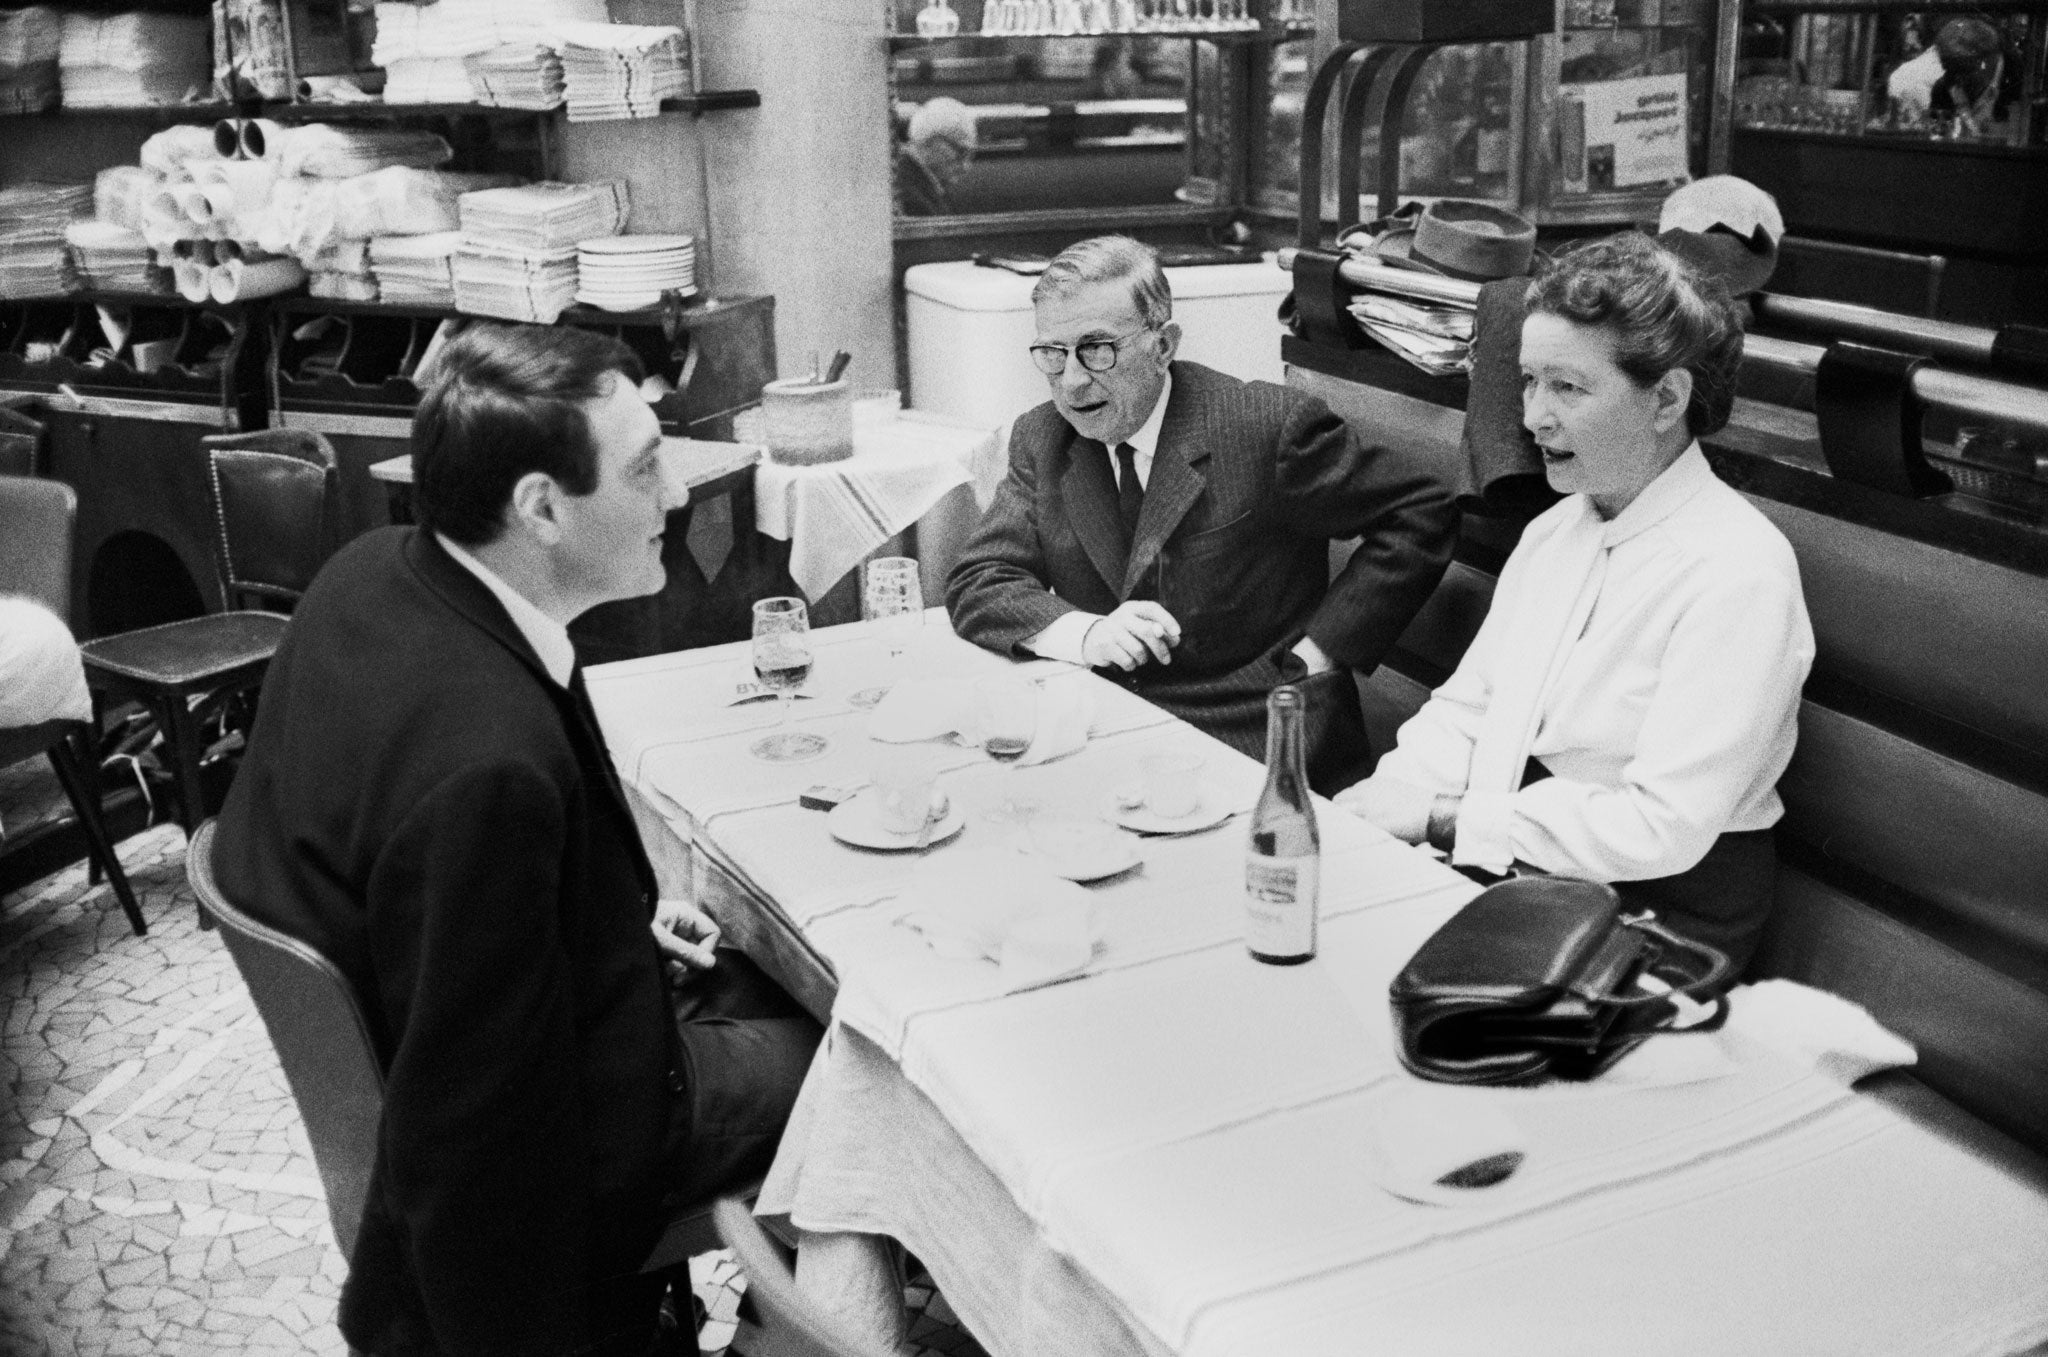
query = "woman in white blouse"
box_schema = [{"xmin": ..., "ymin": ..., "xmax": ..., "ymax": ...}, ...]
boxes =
[{"xmin": 1339, "ymin": 231, "xmax": 1815, "ymax": 967}]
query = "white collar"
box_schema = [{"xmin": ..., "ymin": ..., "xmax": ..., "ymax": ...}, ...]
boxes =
[
  {"xmin": 435, "ymin": 532, "xmax": 578, "ymax": 688},
  {"xmin": 1121, "ymin": 370, "xmax": 1173, "ymax": 461},
  {"xmin": 1600, "ymin": 442, "xmax": 1715, "ymax": 547}
]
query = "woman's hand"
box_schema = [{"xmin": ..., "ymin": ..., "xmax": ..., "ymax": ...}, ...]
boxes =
[
  {"xmin": 1334, "ymin": 775, "xmax": 1433, "ymax": 845},
  {"xmin": 652, "ymin": 899, "xmax": 720, "ymax": 984}
]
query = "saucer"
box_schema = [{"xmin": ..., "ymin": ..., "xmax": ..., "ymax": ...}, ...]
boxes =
[
  {"xmin": 1109, "ymin": 785, "xmax": 1235, "ymax": 835},
  {"xmin": 1029, "ymin": 823, "xmax": 1142, "ymax": 882},
  {"xmin": 828, "ymin": 789, "xmax": 963, "ymax": 851}
]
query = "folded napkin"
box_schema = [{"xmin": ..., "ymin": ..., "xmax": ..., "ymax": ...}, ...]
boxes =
[
  {"xmin": 1722, "ymin": 978, "xmax": 1916, "ymax": 1085},
  {"xmin": 894, "ymin": 847, "xmax": 1099, "ymax": 992},
  {"xmin": 866, "ymin": 673, "xmax": 1093, "ymax": 766}
]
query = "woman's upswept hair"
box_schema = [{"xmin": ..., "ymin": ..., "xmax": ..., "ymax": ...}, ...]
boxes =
[{"xmin": 1524, "ymin": 231, "xmax": 1745, "ymax": 437}]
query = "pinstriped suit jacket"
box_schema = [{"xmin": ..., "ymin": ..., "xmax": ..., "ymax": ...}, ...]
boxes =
[{"xmin": 946, "ymin": 361, "xmax": 1455, "ymax": 780}]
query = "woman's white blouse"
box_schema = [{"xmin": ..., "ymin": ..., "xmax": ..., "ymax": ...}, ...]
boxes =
[{"xmin": 1355, "ymin": 445, "xmax": 1815, "ymax": 880}]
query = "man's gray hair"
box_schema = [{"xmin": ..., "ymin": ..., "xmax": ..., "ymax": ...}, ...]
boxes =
[{"xmin": 1031, "ymin": 235, "xmax": 1173, "ymax": 329}]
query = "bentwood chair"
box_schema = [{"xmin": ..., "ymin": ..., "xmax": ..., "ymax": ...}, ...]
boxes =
[
  {"xmin": 0, "ymin": 474, "xmax": 147, "ymax": 934},
  {"xmin": 187, "ymin": 820, "xmax": 743, "ymax": 1355},
  {"xmin": 714, "ymin": 1198, "xmax": 898, "ymax": 1357},
  {"xmin": 78, "ymin": 429, "xmax": 340, "ymax": 841}
]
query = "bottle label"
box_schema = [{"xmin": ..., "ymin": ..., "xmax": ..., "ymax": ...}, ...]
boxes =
[{"xmin": 1245, "ymin": 855, "xmax": 1317, "ymax": 960}]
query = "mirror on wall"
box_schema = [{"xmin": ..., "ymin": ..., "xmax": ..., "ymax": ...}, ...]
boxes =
[{"xmin": 891, "ymin": 34, "xmax": 1195, "ymax": 218}]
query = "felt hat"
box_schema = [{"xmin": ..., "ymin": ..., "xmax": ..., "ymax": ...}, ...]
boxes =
[
  {"xmin": 1349, "ymin": 199, "xmax": 1537, "ymax": 282},
  {"xmin": 1654, "ymin": 175, "xmax": 1783, "ymax": 297}
]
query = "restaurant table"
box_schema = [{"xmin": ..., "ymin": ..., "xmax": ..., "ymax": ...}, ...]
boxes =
[{"xmin": 585, "ymin": 618, "xmax": 2048, "ymax": 1357}]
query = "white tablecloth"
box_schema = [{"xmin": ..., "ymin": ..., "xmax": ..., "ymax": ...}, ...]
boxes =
[
  {"xmin": 751, "ymin": 412, "xmax": 1001, "ymax": 603},
  {"xmin": 586, "ymin": 621, "xmax": 2048, "ymax": 1357}
]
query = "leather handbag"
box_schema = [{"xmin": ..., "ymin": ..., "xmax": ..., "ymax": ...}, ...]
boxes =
[{"xmin": 1389, "ymin": 876, "xmax": 1734, "ymax": 1086}]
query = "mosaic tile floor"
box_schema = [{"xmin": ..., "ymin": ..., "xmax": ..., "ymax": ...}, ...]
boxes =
[{"xmin": 0, "ymin": 762, "xmax": 987, "ymax": 1357}]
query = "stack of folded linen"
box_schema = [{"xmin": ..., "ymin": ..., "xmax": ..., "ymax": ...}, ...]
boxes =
[
  {"xmin": 0, "ymin": 183, "xmax": 88, "ymax": 299},
  {"xmin": 465, "ymin": 44, "xmax": 565, "ymax": 109},
  {"xmin": 64, "ymin": 219, "xmax": 163, "ymax": 293},
  {"xmin": 0, "ymin": 6, "xmax": 59, "ymax": 114},
  {"xmin": 373, "ymin": 0, "xmax": 605, "ymax": 107},
  {"xmin": 278, "ymin": 125, "xmax": 453, "ymax": 179},
  {"xmin": 58, "ymin": 11, "xmax": 210, "ymax": 108},
  {"xmin": 371, "ymin": 231, "xmax": 461, "ymax": 304},
  {"xmin": 453, "ymin": 180, "xmax": 626, "ymax": 322},
  {"xmin": 554, "ymin": 22, "xmax": 689, "ymax": 122},
  {"xmin": 305, "ymin": 237, "xmax": 377, "ymax": 301},
  {"xmin": 93, "ymin": 166, "xmax": 160, "ymax": 235}
]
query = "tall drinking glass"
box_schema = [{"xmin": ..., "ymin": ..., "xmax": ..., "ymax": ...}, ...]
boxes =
[
  {"xmin": 974, "ymin": 673, "xmax": 1039, "ymax": 841},
  {"xmin": 750, "ymin": 597, "xmax": 829, "ymax": 763},
  {"xmin": 851, "ymin": 557, "xmax": 924, "ymax": 709}
]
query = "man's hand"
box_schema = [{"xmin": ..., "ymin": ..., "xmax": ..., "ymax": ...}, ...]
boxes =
[
  {"xmin": 1082, "ymin": 601, "xmax": 1182, "ymax": 671},
  {"xmin": 1333, "ymin": 775, "xmax": 1432, "ymax": 845},
  {"xmin": 652, "ymin": 899, "xmax": 720, "ymax": 983}
]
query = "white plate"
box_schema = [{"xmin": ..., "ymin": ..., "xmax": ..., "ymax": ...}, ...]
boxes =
[
  {"xmin": 579, "ymin": 233, "xmax": 695, "ymax": 253},
  {"xmin": 828, "ymin": 790, "xmax": 964, "ymax": 851},
  {"xmin": 1109, "ymin": 785, "xmax": 1236, "ymax": 835},
  {"xmin": 1034, "ymin": 836, "xmax": 1141, "ymax": 882}
]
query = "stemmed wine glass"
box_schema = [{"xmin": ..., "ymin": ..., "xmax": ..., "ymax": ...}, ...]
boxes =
[
  {"xmin": 750, "ymin": 597, "xmax": 829, "ymax": 763},
  {"xmin": 974, "ymin": 673, "xmax": 1039, "ymax": 843},
  {"xmin": 850, "ymin": 557, "xmax": 924, "ymax": 710}
]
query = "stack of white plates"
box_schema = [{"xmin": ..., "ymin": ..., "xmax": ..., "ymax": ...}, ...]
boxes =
[
  {"xmin": 574, "ymin": 233, "xmax": 694, "ymax": 311},
  {"xmin": 554, "ymin": 22, "xmax": 688, "ymax": 123}
]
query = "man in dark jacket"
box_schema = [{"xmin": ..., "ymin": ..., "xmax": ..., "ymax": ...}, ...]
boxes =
[
  {"xmin": 946, "ymin": 235, "xmax": 1456, "ymax": 793},
  {"xmin": 213, "ymin": 324, "xmax": 819, "ymax": 1357}
]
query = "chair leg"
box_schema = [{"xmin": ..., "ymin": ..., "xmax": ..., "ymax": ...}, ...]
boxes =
[
  {"xmin": 47, "ymin": 734, "xmax": 147, "ymax": 936},
  {"xmin": 156, "ymin": 693, "xmax": 215, "ymax": 929}
]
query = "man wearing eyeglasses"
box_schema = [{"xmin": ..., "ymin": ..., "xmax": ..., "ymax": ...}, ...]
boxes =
[{"xmin": 948, "ymin": 234, "xmax": 1456, "ymax": 792}]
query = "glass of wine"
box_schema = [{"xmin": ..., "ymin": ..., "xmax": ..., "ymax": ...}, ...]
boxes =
[
  {"xmin": 750, "ymin": 597, "xmax": 829, "ymax": 763},
  {"xmin": 974, "ymin": 673, "xmax": 1040, "ymax": 840},
  {"xmin": 850, "ymin": 557, "xmax": 924, "ymax": 710}
]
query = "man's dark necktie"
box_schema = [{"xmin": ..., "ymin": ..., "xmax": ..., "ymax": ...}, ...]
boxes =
[{"xmin": 1114, "ymin": 441, "xmax": 1144, "ymax": 542}]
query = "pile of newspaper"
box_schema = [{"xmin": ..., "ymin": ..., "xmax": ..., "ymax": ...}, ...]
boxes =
[
  {"xmin": 64, "ymin": 219, "xmax": 162, "ymax": 293},
  {"xmin": 452, "ymin": 181, "xmax": 626, "ymax": 322},
  {"xmin": 1345, "ymin": 285, "xmax": 1476, "ymax": 377},
  {"xmin": 554, "ymin": 23, "xmax": 689, "ymax": 122},
  {"xmin": 371, "ymin": 231, "xmax": 462, "ymax": 304},
  {"xmin": 465, "ymin": 45, "xmax": 564, "ymax": 109},
  {"xmin": 0, "ymin": 182, "xmax": 88, "ymax": 299}
]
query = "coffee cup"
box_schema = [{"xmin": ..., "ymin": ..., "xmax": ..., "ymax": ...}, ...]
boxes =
[{"xmin": 1139, "ymin": 751, "xmax": 1204, "ymax": 819}]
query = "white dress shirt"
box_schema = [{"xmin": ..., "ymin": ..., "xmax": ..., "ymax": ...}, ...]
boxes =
[
  {"xmin": 435, "ymin": 532, "xmax": 577, "ymax": 688},
  {"xmin": 1345, "ymin": 445, "xmax": 1815, "ymax": 880},
  {"xmin": 1024, "ymin": 374, "xmax": 1171, "ymax": 664}
]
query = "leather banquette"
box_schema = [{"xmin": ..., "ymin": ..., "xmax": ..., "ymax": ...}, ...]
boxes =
[{"xmin": 1298, "ymin": 366, "xmax": 2048, "ymax": 1158}]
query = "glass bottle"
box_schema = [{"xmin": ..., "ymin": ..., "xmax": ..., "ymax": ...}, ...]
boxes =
[{"xmin": 1245, "ymin": 685, "xmax": 1318, "ymax": 964}]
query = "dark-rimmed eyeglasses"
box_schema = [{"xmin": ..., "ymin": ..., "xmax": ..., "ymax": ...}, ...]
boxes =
[{"xmin": 1028, "ymin": 325, "xmax": 1155, "ymax": 376}]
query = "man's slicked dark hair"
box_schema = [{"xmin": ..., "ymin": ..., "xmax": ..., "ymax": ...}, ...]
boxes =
[{"xmin": 411, "ymin": 322, "xmax": 646, "ymax": 546}]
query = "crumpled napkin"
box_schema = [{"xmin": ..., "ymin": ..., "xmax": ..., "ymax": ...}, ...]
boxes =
[
  {"xmin": 893, "ymin": 847, "xmax": 1100, "ymax": 992},
  {"xmin": 867, "ymin": 674, "xmax": 1093, "ymax": 766}
]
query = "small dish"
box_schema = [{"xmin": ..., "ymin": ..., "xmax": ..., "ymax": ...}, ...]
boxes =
[
  {"xmin": 827, "ymin": 789, "xmax": 963, "ymax": 851},
  {"xmin": 1029, "ymin": 818, "xmax": 1142, "ymax": 882},
  {"xmin": 1109, "ymin": 785, "xmax": 1236, "ymax": 835}
]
